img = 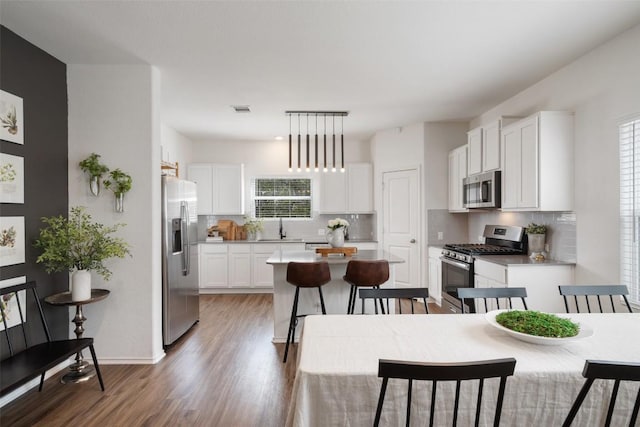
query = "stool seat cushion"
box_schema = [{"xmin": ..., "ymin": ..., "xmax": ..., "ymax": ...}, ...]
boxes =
[{"xmin": 287, "ymin": 262, "xmax": 331, "ymax": 288}]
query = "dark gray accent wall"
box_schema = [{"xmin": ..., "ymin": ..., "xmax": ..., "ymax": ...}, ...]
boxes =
[{"xmin": 1, "ymin": 25, "xmax": 69, "ymax": 353}]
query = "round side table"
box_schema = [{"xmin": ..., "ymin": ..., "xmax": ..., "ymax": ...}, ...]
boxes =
[{"xmin": 45, "ymin": 289, "xmax": 110, "ymax": 384}]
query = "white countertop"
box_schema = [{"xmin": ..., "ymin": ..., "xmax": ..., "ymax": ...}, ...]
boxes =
[
  {"xmin": 199, "ymin": 238, "xmax": 377, "ymax": 244},
  {"xmin": 266, "ymin": 249, "xmax": 404, "ymax": 265},
  {"xmin": 476, "ymin": 254, "xmax": 576, "ymax": 267}
]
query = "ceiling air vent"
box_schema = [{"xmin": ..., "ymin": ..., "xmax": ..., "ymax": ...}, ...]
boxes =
[{"xmin": 231, "ymin": 105, "xmax": 251, "ymax": 113}]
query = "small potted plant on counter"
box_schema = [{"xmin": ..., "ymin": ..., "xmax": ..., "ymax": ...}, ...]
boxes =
[
  {"xmin": 243, "ymin": 215, "xmax": 264, "ymax": 241},
  {"xmin": 326, "ymin": 217, "xmax": 349, "ymax": 248},
  {"xmin": 79, "ymin": 153, "xmax": 109, "ymax": 196},
  {"xmin": 104, "ymin": 168, "xmax": 133, "ymax": 213},
  {"xmin": 525, "ymin": 223, "xmax": 547, "ymax": 261},
  {"xmin": 34, "ymin": 206, "xmax": 131, "ymax": 301}
]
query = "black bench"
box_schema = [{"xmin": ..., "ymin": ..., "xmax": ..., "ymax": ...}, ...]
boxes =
[{"xmin": 0, "ymin": 281, "xmax": 104, "ymax": 395}]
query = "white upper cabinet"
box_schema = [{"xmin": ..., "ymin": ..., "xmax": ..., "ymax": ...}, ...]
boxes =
[
  {"xmin": 467, "ymin": 117, "xmax": 520, "ymax": 176},
  {"xmin": 467, "ymin": 127, "xmax": 483, "ymax": 176},
  {"xmin": 448, "ymin": 145, "xmax": 468, "ymax": 212},
  {"xmin": 188, "ymin": 163, "xmax": 245, "ymax": 215},
  {"xmin": 320, "ymin": 163, "xmax": 373, "ymax": 214},
  {"xmin": 501, "ymin": 111, "xmax": 574, "ymax": 211}
]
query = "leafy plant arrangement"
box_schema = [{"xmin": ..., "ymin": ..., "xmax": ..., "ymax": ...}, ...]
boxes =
[
  {"xmin": 243, "ymin": 215, "xmax": 264, "ymax": 234},
  {"xmin": 525, "ymin": 223, "xmax": 547, "ymax": 234},
  {"xmin": 34, "ymin": 206, "xmax": 131, "ymax": 280},
  {"xmin": 495, "ymin": 310, "xmax": 579, "ymax": 338},
  {"xmin": 327, "ymin": 218, "xmax": 349, "ymax": 230},
  {"xmin": 79, "ymin": 153, "xmax": 109, "ymax": 179},
  {"xmin": 104, "ymin": 168, "xmax": 133, "ymax": 196}
]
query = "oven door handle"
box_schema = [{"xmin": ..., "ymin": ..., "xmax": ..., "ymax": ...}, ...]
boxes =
[{"xmin": 440, "ymin": 256, "xmax": 471, "ymax": 271}]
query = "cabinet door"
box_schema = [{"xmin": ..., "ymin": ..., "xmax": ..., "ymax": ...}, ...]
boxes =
[
  {"xmin": 214, "ymin": 164, "xmax": 244, "ymax": 215},
  {"xmin": 502, "ymin": 126, "xmax": 520, "ymax": 209},
  {"xmin": 320, "ymin": 171, "xmax": 347, "ymax": 213},
  {"xmin": 347, "ymin": 163, "xmax": 373, "ymax": 213},
  {"xmin": 467, "ymin": 127, "xmax": 483, "ymax": 175},
  {"xmin": 253, "ymin": 253, "xmax": 275, "ymax": 288},
  {"xmin": 229, "ymin": 253, "xmax": 251, "ymax": 288},
  {"xmin": 482, "ymin": 120, "xmax": 501, "ymax": 171},
  {"xmin": 427, "ymin": 257, "xmax": 442, "ymax": 305},
  {"xmin": 199, "ymin": 250, "xmax": 228, "ymax": 288},
  {"xmin": 188, "ymin": 165, "xmax": 213, "ymax": 215},
  {"xmin": 449, "ymin": 146, "xmax": 467, "ymax": 212},
  {"xmin": 519, "ymin": 118, "xmax": 539, "ymax": 208}
]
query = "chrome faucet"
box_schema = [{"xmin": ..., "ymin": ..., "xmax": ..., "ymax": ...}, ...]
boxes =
[{"xmin": 279, "ymin": 218, "xmax": 286, "ymax": 239}]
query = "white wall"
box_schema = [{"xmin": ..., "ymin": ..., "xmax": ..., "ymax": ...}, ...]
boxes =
[
  {"xmin": 161, "ymin": 124, "xmax": 194, "ymax": 176},
  {"xmin": 68, "ymin": 64, "xmax": 164, "ymax": 363},
  {"xmin": 470, "ymin": 23, "xmax": 640, "ymax": 284}
]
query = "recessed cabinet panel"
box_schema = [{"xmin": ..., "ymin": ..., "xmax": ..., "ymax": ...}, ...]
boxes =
[
  {"xmin": 188, "ymin": 165, "xmax": 213, "ymax": 215},
  {"xmin": 448, "ymin": 145, "xmax": 467, "ymax": 212},
  {"xmin": 482, "ymin": 121, "xmax": 501, "ymax": 171},
  {"xmin": 467, "ymin": 128, "xmax": 483, "ymax": 176},
  {"xmin": 320, "ymin": 163, "xmax": 373, "ymax": 213},
  {"xmin": 188, "ymin": 163, "xmax": 244, "ymax": 215}
]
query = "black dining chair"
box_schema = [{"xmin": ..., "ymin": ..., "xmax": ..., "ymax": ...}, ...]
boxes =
[
  {"xmin": 374, "ymin": 357, "xmax": 517, "ymax": 427},
  {"xmin": 457, "ymin": 287, "xmax": 528, "ymax": 314},
  {"xmin": 358, "ymin": 287, "xmax": 429, "ymax": 314},
  {"xmin": 558, "ymin": 285, "xmax": 633, "ymax": 313},
  {"xmin": 563, "ymin": 359, "xmax": 640, "ymax": 427}
]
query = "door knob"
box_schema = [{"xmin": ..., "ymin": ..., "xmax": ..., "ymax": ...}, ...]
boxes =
[{"xmin": 410, "ymin": 239, "xmax": 416, "ymax": 243}]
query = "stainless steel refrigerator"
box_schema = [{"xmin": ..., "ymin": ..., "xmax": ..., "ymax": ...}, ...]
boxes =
[{"xmin": 161, "ymin": 175, "xmax": 199, "ymax": 346}]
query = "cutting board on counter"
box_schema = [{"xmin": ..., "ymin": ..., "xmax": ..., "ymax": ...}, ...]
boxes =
[
  {"xmin": 216, "ymin": 220, "xmax": 237, "ymax": 240},
  {"xmin": 316, "ymin": 247, "xmax": 358, "ymax": 257}
]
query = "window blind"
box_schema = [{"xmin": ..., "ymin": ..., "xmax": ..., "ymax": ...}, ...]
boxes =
[
  {"xmin": 620, "ymin": 118, "xmax": 640, "ymax": 305},
  {"xmin": 253, "ymin": 178, "xmax": 311, "ymax": 218}
]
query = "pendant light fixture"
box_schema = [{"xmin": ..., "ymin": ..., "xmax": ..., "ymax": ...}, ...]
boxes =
[
  {"xmin": 314, "ymin": 114, "xmax": 319, "ymax": 172},
  {"xmin": 297, "ymin": 114, "xmax": 301, "ymax": 172},
  {"xmin": 323, "ymin": 115, "xmax": 328, "ymax": 172},
  {"xmin": 340, "ymin": 115, "xmax": 345, "ymax": 173},
  {"xmin": 288, "ymin": 113, "xmax": 292, "ymax": 172},
  {"xmin": 285, "ymin": 110, "xmax": 348, "ymax": 173},
  {"xmin": 332, "ymin": 115, "xmax": 336, "ymax": 173},
  {"xmin": 305, "ymin": 114, "xmax": 310, "ymax": 172}
]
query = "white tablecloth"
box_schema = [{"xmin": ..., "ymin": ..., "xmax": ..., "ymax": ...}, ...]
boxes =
[{"xmin": 286, "ymin": 313, "xmax": 640, "ymax": 427}]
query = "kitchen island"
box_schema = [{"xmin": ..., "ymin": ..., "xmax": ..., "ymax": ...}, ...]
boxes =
[{"xmin": 266, "ymin": 249, "xmax": 405, "ymax": 342}]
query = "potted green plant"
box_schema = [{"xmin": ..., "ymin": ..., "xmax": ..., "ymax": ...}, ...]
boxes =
[
  {"xmin": 34, "ymin": 206, "xmax": 131, "ymax": 301},
  {"xmin": 104, "ymin": 168, "xmax": 133, "ymax": 212},
  {"xmin": 525, "ymin": 223, "xmax": 547, "ymax": 260},
  {"xmin": 79, "ymin": 153, "xmax": 109, "ymax": 196},
  {"xmin": 243, "ymin": 215, "xmax": 264, "ymax": 241}
]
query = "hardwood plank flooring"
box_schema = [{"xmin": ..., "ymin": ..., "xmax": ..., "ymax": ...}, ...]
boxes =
[{"xmin": 1, "ymin": 294, "xmax": 442, "ymax": 426}]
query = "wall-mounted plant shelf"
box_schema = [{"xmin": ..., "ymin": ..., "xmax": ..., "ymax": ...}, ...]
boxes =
[{"xmin": 161, "ymin": 161, "xmax": 179, "ymax": 177}]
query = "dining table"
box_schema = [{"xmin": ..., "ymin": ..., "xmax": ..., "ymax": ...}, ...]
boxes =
[{"xmin": 285, "ymin": 312, "xmax": 640, "ymax": 427}]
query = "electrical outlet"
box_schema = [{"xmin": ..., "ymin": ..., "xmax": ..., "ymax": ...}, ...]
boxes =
[
  {"xmin": 437, "ymin": 232, "xmax": 443, "ymax": 240},
  {"xmin": 318, "ymin": 228, "xmax": 325, "ymax": 235}
]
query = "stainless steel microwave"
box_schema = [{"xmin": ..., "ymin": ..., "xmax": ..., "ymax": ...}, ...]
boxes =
[{"xmin": 463, "ymin": 170, "xmax": 501, "ymax": 209}]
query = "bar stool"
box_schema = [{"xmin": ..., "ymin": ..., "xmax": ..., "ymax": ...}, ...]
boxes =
[
  {"xmin": 344, "ymin": 260, "xmax": 389, "ymax": 314},
  {"xmin": 283, "ymin": 262, "xmax": 331, "ymax": 363}
]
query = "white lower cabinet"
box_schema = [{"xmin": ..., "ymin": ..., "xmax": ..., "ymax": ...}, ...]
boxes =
[
  {"xmin": 474, "ymin": 259, "xmax": 574, "ymax": 313},
  {"xmin": 199, "ymin": 242, "xmax": 304, "ymax": 292},
  {"xmin": 427, "ymin": 247, "xmax": 442, "ymax": 306}
]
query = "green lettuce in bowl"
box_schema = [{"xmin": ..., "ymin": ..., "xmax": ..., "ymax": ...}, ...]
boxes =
[{"xmin": 495, "ymin": 310, "xmax": 579, "ymax": 338}]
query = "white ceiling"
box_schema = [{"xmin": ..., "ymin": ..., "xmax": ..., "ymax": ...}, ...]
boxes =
[{"xmin": 2, "ymin": 1, "xmax": 640, "ymax": 142}]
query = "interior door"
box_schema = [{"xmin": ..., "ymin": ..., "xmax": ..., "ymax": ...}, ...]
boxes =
[{"xmin": 382, "ymin": 169, "xmax": 420, "ymax": 287}]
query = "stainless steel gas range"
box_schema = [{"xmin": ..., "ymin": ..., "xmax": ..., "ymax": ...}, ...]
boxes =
[{"xmin": 440, "ymin": 225, "xmax": 527, "ymax": 313}]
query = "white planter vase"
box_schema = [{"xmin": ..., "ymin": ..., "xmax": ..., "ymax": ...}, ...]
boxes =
[
  {"xmin": 72, "ymin": 270, "xmax": 92, "ymax": 301},
  {"xmin": 326, "ymin": 228, "xmax": 345, "ymax": 248}
]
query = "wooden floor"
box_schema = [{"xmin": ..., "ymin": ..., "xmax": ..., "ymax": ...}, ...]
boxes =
[{"xmin": 1, "ymin": 294, "xmax": 440, "ymax": 426}]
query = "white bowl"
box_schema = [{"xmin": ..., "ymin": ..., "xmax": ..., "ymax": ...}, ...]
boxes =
[{"xmin": 485, "ymin": 309, "xmax": 594, "ymax": 346}]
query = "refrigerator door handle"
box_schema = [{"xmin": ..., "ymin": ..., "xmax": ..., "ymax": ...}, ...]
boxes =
[{"xmin": 180, "ymin": 201, "xmax": 189, "ymax": 275}]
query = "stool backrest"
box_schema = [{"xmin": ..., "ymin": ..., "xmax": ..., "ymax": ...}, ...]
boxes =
[
  {"xmin": 344, "ymin": 260, "xmax": 389, "ymax": 287},
  {"xmin": 286, "ymin": 262, "xmax": 331, "ymax": 288}
]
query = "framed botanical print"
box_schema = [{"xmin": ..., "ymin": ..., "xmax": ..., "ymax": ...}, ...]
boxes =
[
  {"xmin": 0, "ymin": 216, "xmax": 25, "ymax": 267},
  {"xmin": 0, "ymin": 153, "xmax": 24, "ymax": 204},
  {"xmin": 0, "ymin": 90, "xmax": 24, "ymax": 145},
  {"xmin": 0, "ymin": 276, "xmax": 27, "ymax": 331}
]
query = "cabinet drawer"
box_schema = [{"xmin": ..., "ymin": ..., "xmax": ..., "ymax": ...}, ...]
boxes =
[
  {"xmin": 474, "ymin": 260, "xmax": 506, "ymax": 284},
  {"xmin": 200, "ymin": 243, "xmax": 228, "ymax": 254},
  {"xmin": 229, "ymin": 244, "xmax": 251, "ymax": 254},
  {"xmin": 252, "ymin": 244, "xmax": 280, "ymax": 254}
]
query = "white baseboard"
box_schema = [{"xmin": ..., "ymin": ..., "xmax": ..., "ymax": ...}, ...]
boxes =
[
  {"xmin": 199, "ymin": 288, "xmax": 273, "ymax": 295},
  {"xmin": 0, "ymin": 360, "xmax": 70, "ymax": 408},
  {"xmin": 99, "ymin": 352, "xmax": 165, "ymax": 365}
]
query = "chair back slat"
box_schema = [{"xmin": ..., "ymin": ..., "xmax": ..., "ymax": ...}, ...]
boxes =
[
  {"xmin": 359, "ymin": 288, "xmax": 429, "ymax": 315},
  {"xmin": 558, "ymin": 285, "xmax": 633, "ymax": 313},
  {"xmin": 563, "ymin": 360, "xmax": 640, "ymax": 427},
  {"xmin": 375, "ymin": 358, "xmax": 516, "ymax": 427},
  {"xmin": 458, "ymin": 287, "xmax": 528, "ymax": 314},
  {"xmin": 0, "ymin": 301, "xmax": 13, "ymax": 356}
]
